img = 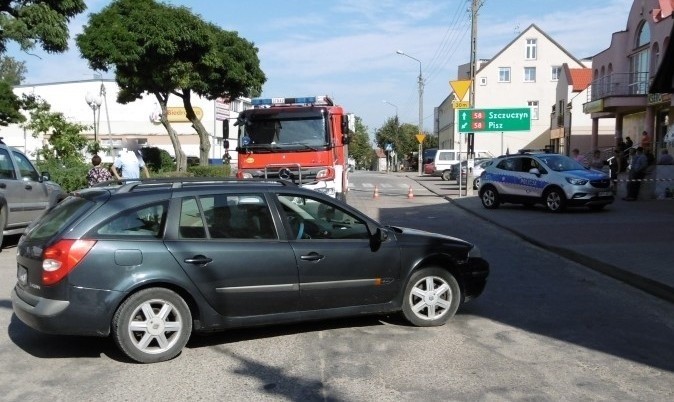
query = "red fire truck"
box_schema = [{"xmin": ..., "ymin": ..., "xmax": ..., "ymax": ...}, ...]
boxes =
[{"xmin": 230, "ymin": 95, "xmax": 354, "ymax": 201}]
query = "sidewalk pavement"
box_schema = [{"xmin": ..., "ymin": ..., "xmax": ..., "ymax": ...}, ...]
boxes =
[{"xmin": 439, "ymin": 191, "xmax": 674, "ymax": 304}]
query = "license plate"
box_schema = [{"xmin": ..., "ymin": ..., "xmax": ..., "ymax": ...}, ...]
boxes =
[
  {"xmin": 599, "ymin": 191, "xmax": 612, "ymax": 197},
  {"xmin": 17, "ymin": 266, "xmax": 27, "ymax": 286}
]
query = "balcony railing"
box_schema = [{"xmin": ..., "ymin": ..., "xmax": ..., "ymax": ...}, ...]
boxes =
[{"xmin": 588, "ymin": 72, "xmax": 650, "ymax": 102}]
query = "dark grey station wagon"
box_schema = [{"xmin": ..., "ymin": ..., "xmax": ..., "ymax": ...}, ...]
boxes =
[{"xmin": 12, "ymin": 179, "xmax": 489, "ymax": 363}]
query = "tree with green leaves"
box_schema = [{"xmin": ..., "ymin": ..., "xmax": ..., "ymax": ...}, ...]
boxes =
[
  {"xmin": 0, "ymin": 0, "xmax": 86, "ymax": 54},
  {"xmin": 22, "ymin": 95, "xmax": 89, "ymax": 165},
  {"xmin": 375, "ymin": 118, "xmax": 419, "ymax": 159},
  {"xmin": 347, "ymin": 116, "xmax": 375, "ymax": 170},
  {"xmin": 77, "ymin": 0, "xmax": 265, "ymax": 170},
  {"xmin": 0, "ymin": 1, "xmax": 86, "ymax": 137},
  {"xmin": 0, "ymin": 56, "xmax": 27, "ymax": 85},
  {"xmin": 0, "ymin": 80, "xmax": 25, "ymax": 127}
]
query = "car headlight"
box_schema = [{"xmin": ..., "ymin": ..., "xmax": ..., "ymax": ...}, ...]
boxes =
[{"xmin": 565, "ymin": 177, "xmax": 588, "ymax": 185}]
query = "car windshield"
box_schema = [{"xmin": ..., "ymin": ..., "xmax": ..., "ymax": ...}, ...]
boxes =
[
  {"xmin": 537, "ymin": 154, "xmax": 586, "ymax": 172},
  {"xmin": 239, "ymin": 111, "xmax": 328, "ymax": 150}
]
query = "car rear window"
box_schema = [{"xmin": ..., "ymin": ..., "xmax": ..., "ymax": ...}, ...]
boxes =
[{"xmin": 23, "ymin": 196, "xmax": 95, "ymax": 242}]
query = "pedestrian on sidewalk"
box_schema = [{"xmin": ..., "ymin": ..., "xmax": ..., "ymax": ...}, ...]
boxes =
[
  {"xmin": 87, "ymin": 154, "xmax": 112, "ymax": 187},
  {"xmin": 624, "ymin": 147, "xmax": 647, "ymax": 201},
  {"xmin": 657, "ymin": 149, "xmax": 674, "ymax": 165},
  {"xmin": 589, "ymin": 150, "xmax": 606, "ymax": 171},
  {"xmin": 111, "ymin": 148, "xmax": 150, "ymax": 182},
  {"xmin": 640, "ymin": 130, "xmax": 652, "ymax": 150},
  {"xmin": 572, "ymin": 148, "xmax": 585, "ymax": 166}
]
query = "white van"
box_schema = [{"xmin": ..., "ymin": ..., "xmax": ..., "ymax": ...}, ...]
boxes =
[{"xmin": 432, "ymin": 149, "xmax": 493, "ymax": 181}]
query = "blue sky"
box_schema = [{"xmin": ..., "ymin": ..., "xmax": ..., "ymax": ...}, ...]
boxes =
[{"xmin": 9, "ymin": 0, "xmax": 633, "ymax": 135}]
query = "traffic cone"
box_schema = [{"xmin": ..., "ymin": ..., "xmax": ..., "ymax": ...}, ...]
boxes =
[
  {"xmin": 373, "ymin": 185, "xmax": 379, "ymax": 199},
  {"xmin": 407, "ymin": 186, "xmax": 414, "ymax": 199}
]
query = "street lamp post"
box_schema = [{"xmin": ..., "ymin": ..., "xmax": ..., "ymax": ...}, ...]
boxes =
[
  {"xmin": 85, "ymin": 92, "xmax": 102, "ymax": 152},
  {"xmin": 396, "ymin": 50, "xmax": 424, "ymax": 176}
]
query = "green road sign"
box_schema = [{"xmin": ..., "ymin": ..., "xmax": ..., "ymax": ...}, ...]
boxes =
[{"xmin": 458, "ymin": 108, "xmax": 531, "ymax": 132}]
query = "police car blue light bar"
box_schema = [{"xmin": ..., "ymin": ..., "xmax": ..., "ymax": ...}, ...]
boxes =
[{"xmin": 251, "ymin": 95, "xmax": 333, "ymax": 107}]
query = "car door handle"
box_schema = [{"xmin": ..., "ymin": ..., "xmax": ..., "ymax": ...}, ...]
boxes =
[
  {"xmin": 25, "ymin": 184, "xmax": 32, "ymax": 190},
  {"xmin": 300, "ymin": 252, "xmax": 324, "ymax": 261},
  {"xmin": 184, "ymin": 255, "xmax": 213, "ymax": 265}
]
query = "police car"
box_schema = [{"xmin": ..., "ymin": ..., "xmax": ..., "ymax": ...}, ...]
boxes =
[{"xmin": 478, "ymin": 150, "xmax": 614, "ymax": 212}]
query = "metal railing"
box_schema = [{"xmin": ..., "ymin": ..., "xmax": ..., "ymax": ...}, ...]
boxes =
[{"xmin": 588, "ymin": 72, "xmax": 650, "ymax": 101}]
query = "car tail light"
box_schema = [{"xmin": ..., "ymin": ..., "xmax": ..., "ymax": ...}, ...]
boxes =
[
  {"xmin": 42, "ymin": 239, "xmax": 96, "ymax": 285},
  {"xmin": 316, "ymin": 167, "xmax": 335, "ymax": 180}
]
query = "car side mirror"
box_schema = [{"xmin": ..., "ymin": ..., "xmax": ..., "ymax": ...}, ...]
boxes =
[{"xmin": 41, "ymin": 172, "xmax": 51, "ymax": 182}]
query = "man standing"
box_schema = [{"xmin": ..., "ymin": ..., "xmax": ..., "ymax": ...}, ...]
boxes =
[
  {"xmin": 112, "ymin": 149, "xmax": 150, "ymax": 182},
  {"xmin": 624, "ymin": 147, "xmax": 647, "ymax": 201},
  {"xmin": 640, "ymin": 130, "xmax": 652, "ymax": 150},
  {"xmin": 657, "ymin": 149, "xmax": 674, "ymax": 165}
]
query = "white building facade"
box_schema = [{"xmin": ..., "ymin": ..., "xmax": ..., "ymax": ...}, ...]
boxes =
[
  {"xmin": 3, "ymin": 79, "xmax": 248, "ymax": 166},
  {"xmin": 455, "ymin": 24, "xmax": 588, "ymax": 156}
]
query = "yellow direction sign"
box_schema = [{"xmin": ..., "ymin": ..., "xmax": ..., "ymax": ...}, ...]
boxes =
[
  {"xmin": 452, "ymin": 101, "xmax": 470, "ymax": 109},
  {"xmin": 449, "ymin": 80, "xmax": 471, "ymax": 101},
  {"xmin": 415, "ymin": 134, "xmax": 426, "ymax": 144}
]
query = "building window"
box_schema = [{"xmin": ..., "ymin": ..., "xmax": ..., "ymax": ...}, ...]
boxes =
[
  {"xmin": 526, "ymin": 38, "xmax": 537, "ymax": 60},
  {"xmin": 498, "ymin": 67, "xmax": 511, "ymax": 82},
  {"xmin": 551, "ymin": 66, "xmax": 562, "ymax": 81},
  {"xmin": 479, "ymin": 77, "xmax": 487, "ymax": 86},
  {"xmin": 635, "ymin": 21, "xmax": 651, "ymax": 48},
  {"xmin": 528, "ymin": 101, "xmax": 539, "ymax": 120},
  {"xmin": 524, "ymin": 67, "xmax": 536, "ymax": 82}
]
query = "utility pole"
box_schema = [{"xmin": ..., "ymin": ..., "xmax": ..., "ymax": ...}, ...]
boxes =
[
  {"xmin": 465, "ymin": 0, "xmax": 481, "ymax": 197},
  {"xmin": 469, "ymin": 0, "xmax": 479, "ymax": 109}
]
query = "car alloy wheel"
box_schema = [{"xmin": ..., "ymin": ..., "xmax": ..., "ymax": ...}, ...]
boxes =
[
  {"xmin": 113, "ymin": 288, "xmax": 192, "ymax": 363},
  {"xmin": 402, "ymin": 268, "xmax": 460, "ymax": 327},
  {"xmin": 480, "ymin": 186, "xmax": 499, "ymax": 209},
  {"xmin": 544, "ymin": 188, "xmax": 566, "ymax": 212}
]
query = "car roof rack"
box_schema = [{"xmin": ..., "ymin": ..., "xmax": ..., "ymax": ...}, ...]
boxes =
[{"xmin": 97, "ymin": 177, "xmax": 297, "ymax": 193}]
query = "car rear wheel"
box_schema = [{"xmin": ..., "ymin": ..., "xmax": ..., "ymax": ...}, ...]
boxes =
[
  {"xmin": 112, "ymin": 288, "xmax": 192, "ymax": 364},
  {"xmin": 473, "ymin": 177, "xmax": 480, "ymax": 189},
  {"xmin": 441, "ymin": 170, "xmax": 451, "ymax": 181},
  {"xmin": 544, "ymin": 188, "xmax": 566, "ymax": 212},
  {"xmin": 402, "ymin": 268, "xmax": 461, "ymax": 327},
  {"xmin": 480, "ymin": 186, "xmax": 500, "ymax": 209}
]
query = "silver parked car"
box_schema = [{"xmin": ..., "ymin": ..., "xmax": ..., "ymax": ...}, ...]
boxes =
[
  {"xmin": 0, "ymin": 140, "xmax": 63, "ymax": 246},
  {"xmin": 478, "ymin": 151, "xmax": 614, "ymax": 212}
]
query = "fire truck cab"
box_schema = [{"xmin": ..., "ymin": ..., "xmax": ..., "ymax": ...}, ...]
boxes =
[{"xmin": 229, "ymin": 95, "xmax": 354, "ymax": 201}]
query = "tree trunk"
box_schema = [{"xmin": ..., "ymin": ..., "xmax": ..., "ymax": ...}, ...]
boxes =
[
  {"xmin": 178, "ymin": 88, "xmax": 211, "ymax": 166},
  {"xmin": 154, "ymin": 92, "xmax": 187, "ymax": 172}
]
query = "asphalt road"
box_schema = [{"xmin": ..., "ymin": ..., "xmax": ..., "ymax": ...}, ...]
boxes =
[{"xmin": 1, "ymin": 173, "xmax": 673, "ymax": 401}]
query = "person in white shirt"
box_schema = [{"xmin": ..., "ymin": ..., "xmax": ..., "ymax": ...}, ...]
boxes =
[{"xmin": 111, "ymin": 149, "xmax": 150, "ymax": 181}]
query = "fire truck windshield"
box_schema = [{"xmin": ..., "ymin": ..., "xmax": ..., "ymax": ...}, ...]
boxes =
[{"xmin": 238, "ymin": 112, "xmax": 329, "ymax": 150}]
